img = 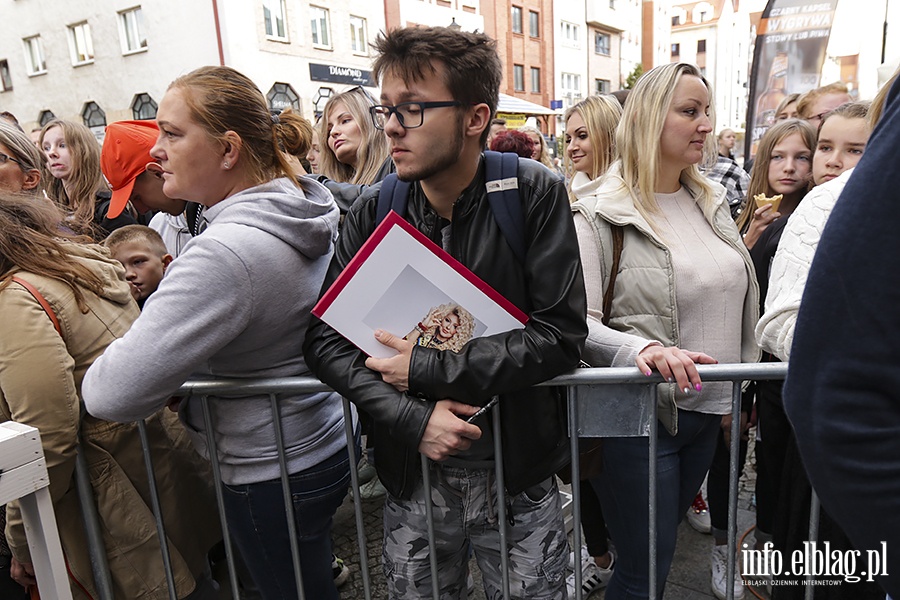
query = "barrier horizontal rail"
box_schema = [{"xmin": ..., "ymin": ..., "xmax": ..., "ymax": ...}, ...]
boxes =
[{"xmin": 176, "ymin": 362, "xmax": 790, "ymax": 395}]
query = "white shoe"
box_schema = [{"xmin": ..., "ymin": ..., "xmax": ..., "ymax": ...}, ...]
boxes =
[
  {"xmin": 710, "ymin": 544, "xmax": 744, "ymax": 600},
  {"xmin": 687, "ymin": 492, "xmax": 712, "ymax": 534},
  {"xmin": 566, "ymin": 547, "xmax": 614, "ymax": 598}
]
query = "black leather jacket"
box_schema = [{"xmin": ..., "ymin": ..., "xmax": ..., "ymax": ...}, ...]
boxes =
[{"xmin": 304, "ymin": 156, "xmax": 587, "ymax": 499}]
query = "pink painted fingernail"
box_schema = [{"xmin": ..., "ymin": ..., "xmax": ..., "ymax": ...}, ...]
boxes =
[{"xmin": 695, "ymin": 383, "xmax": 703, "ymax": 391}]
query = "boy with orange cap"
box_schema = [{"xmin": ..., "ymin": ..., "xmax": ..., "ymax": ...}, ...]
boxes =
[{"xmin": 101, "ymin": 120, "xmax": 192, "ymax": 255}]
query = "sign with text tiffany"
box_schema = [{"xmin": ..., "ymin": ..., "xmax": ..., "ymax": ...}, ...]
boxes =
[
  {"xmin": 312, "ymin": 211, "xmax": 527, "ymax": 359},
  {"xmin": 745, "ymin": 0, "xmax": 839, "ymax": 159}
]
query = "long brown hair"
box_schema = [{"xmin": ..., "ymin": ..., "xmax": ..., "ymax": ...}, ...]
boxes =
[
  {"xmin": 39, "ymin": 119, "xmax": 107, "ymax": 236},
  {"xmin": 736, "ymin": 119, "xmax": 816, "ymax": 232},
  {"xmin": 0, "ymin": 191, "xmax": 104, "ymax": 312}
]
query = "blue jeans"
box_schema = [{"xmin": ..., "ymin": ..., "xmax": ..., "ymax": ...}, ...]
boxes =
[
  {"xmin": 591, "ymin": 409, "xmax": 720, "ymax": 600},
  {"xmin": 221, "ymin": 445, "xmax": 353, "ymax": 600}
]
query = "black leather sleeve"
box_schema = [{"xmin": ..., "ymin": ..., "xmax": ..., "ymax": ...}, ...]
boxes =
[{"xmin": 303, "ymin": 186, "xmax": 434, "ymax": 450}]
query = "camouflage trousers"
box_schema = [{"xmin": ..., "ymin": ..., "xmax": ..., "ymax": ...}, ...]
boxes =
[{"xmin": 382, "ymin": 463, "xmax": 568, "ymax": 599}]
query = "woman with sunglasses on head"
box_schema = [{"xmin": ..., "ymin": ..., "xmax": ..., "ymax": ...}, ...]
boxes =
[
  {"xmin": 81, "ymin": 65, "xmax": 351, "ymax": 600},
  {"xmin": 306, "ymin": 87, "xmax": 392, "ymax": 217},
  {"xmin": 319, "ymin": 86, "xmax": 391, "ymax": 185},
  {"xmin": 40, "ymin": 119, "xmax": 136, "ymax": 240},
  {"xmin": 572, "ymin": 63, "xmax": 759, "ymax": 599}
]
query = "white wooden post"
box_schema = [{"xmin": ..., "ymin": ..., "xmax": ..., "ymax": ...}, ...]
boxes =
[{"xmin": 0, "ymin": 421, "xmax": 74, "ymax": 600}]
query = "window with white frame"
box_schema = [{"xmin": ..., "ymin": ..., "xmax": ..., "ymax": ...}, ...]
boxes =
[
  {"xmin": 531, "ymin": 67, "xmax": 540, "ymax": 93},
  {"xmin": 310, "ymin": 6, "xmax": 330, "ymax": 48},
  {"xmin": 595, "ymin": 79, "xmax": 610, "ymax": 94},
  {"xmin": 23, "ymin": 35, "xmax": 46, "ymax": 75},
  {"xmin": 264, "ymin": 0, "xmax": 288, "ymax": 40},
  {"xmin": 68, "ymin": 22, "xmax": 94, "ymax": 65},
  {"xmin": 594, "ymin": 32, "xmax": 610, "ymax": 55},
  {"xmin": 561, "ymin": 72, "xmax": 581, "ymax": 95},
  {"xmin": 119, "ymin": 7, "xmax": 148, "ymax": 54},
  {"xmin": 0, "ymin": 60, "xmax": 12, "ymax": 91},
  {"xmin": 513, "ymin": 64, "xmax": 524, "ymax": 91},
  {"xmin": 511, "ymin": 7, "xmax": 523, "ymax": 34},
  {"xmin": 560, "ymin": 21, "xmax": 579, "ymax": 47},
  {"xmin": 350, "ymin": 16, "xmax": 367, "ymax": 54}
]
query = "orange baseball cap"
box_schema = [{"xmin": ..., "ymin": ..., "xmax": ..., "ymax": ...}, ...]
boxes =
[{"xmin": 101, "ymin": 120, "xmax": 160, "ymax": 218}]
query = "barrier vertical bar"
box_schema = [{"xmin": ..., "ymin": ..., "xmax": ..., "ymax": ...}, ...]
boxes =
[
  {"xmin": 269, "ymin": 393, "xmax": 306, "ymax": 600},
  {"xmin": 491, "ymin": 397, "xmax": 511, "ymax": 600},
  {"xmin": 136, "ymin": 419, "xmax": 177, "ymax": 600},
  {"xmin": 342, "ymin": 397, "xmax": 372, "ymax": 599},
  {"xmin": 726, "ymin": 381, "xmax": 743, "ymax": 600},
  {"xmin": 74, "ymin": 426, "xmax": 115, "ymax": 600},
  {"xmin": 200, "ymin": 395, "xmax": 241, "ymax": 600},
  {"xmin": 568, "ymin": 387, "xmax": 584, "ymax": 600},
  {"xmin": 420, "ymin": 454, "xmax": 441, "ymax": 600},
  {"xmin": 648, "ymin": 391, "xmax": 658, "ymax": 600}
]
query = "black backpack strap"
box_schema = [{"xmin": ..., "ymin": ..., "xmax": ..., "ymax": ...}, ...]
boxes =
[
  {"xmin": 375, "ymin": 174, "xmax": 411, "ymax": 224},
  {"xmin": 484, "ymin": 151, "xmax": 527, "ymax": 264}
]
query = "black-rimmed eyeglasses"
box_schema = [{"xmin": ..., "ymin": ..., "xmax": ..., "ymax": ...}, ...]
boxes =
[
  {"xmin": 0, "ymin": 151, "xmax": 24, "ymax": 169},
  {"xmin": 369, "ymin": 101, "xmax": 464, "ymax": 130}
]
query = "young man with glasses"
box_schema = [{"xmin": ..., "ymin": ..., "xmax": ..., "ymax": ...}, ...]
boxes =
[{"xmin": 305, "ymin": 25, "xmax": 586, "ymax": 599}]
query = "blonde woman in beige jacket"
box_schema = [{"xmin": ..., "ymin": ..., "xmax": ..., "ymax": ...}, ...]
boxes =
[{"xmin": 571, "ymin": 63, "xmax": 759, "ymax": 599}]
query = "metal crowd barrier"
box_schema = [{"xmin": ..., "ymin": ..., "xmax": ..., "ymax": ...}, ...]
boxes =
[{"xmin": 75, "ymin": 363, "xmax": 808, "ymax": 600}]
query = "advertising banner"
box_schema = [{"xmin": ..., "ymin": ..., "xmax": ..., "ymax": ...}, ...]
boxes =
[{"xmin": 745, "ymin": 0, "xmax": 839, "ymax": 159}]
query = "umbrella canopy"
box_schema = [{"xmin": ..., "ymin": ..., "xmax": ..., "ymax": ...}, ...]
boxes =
[{"xmin": 496, "ymin": 93, "xmax": 560, "ymax": 116}]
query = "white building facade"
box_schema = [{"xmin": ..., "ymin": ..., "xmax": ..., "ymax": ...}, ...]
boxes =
[
  {"xmin": 586, "ymin": 0, "xmax": 643, "ymax": 93},
  {"xmin": 0, "ymin": 0, "xmax": 386, "ymax": 134},
  {"xmin": 553, "ymin": 0, "xmax": 589, "ymax": 115},
  {"xmin": 670, "ymin": 0, "xmax": 750, "ymax": 131}
]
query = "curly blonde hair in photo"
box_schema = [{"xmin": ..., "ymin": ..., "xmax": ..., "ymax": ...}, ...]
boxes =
[{"xmin": 421, "ymin": 303, "xmax": 476, "ymax": 353}]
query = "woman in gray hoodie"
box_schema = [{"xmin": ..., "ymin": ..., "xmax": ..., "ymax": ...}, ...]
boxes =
[{"xmin": 82, "ymin": 66, "xmax": 348, "ymax": 600}]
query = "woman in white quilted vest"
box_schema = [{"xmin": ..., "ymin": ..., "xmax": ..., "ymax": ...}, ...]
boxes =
[{"xmin": 571, "ymin": 62, "xmax": 760, "ymax": 599}]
